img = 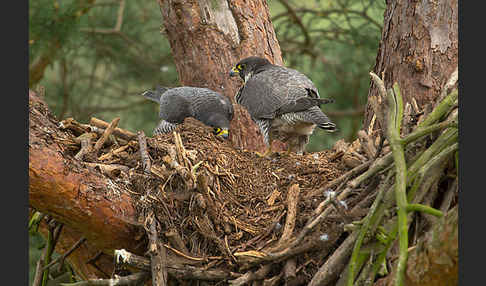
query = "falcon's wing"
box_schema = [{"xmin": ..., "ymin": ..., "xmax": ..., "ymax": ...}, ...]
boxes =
[
  {"xmin": 239, "ymin": 67, "xmax": 326, "ymax": 120},
  {"xmin": 158, "ymin": 91, "xmax": 191, "ymax": 123}
]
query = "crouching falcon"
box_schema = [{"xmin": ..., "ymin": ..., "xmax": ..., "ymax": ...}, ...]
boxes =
[
  {"xmin": 229, "ymin": 56, "xmax": 336, "ymax": 156},
  {"xmin": 141, "ymin": 86, "xmax": 234, "ymax": 139}
]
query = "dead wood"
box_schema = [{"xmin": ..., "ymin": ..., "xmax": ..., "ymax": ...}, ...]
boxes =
[
  {"xmin": 308, "ymin": 231, "xmax": 358, "ymax": 286},
  {"xmin": 59, "ymin": 271, "xmax": 149, "ymax": 286},
  {"xmin": 74, "ymin": 132, "xmax": 97, "ymax": 160},
  {"xmin": 93, "ymin": 117, "xmax": 120, "ymax": 153},
  {"xmin": 146, "ymin": 211, "xmax": 168, "ymax": 286},
  {"xmin": 90, "ymin": 117, "xmax": 137, "ymax": 141},
  {"xmin": 137, "ymin": 131, "xmax": 151, "ymax": 175}
]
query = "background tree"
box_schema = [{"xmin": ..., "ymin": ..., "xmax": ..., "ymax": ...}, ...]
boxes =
[{"xmin": 364, "ymin": 0, "xmax": 458, "ymax": 134}]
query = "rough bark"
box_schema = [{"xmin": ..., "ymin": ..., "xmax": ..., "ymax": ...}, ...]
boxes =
[
  {"xmin": 375, "ymin": 207, "xmax": 458, "ymax": 286},
  {"xmin": 158, "ymin": 0, "xmax": 284, "ymax": 153},
  {"xmin": 29, "ymin": 90, "xmax": 145, "ymax": 278},
  {"xmin": 364, "ymin": 0, "xmax": 458, "ymax": 132}
]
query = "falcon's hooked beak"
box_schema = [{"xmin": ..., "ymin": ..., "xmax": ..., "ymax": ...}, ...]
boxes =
[
  {"xmin": 213, "ymin": 127, "xmax": 229, "ymax": 139},
  {"xmin": 229, "ymin": 66, "xmax": 239, "ymax": 77}
]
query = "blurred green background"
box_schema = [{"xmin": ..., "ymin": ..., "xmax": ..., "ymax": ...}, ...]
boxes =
[{"xmin": 29, "ymin": 0, "xmax": 385, "ymax": 283}]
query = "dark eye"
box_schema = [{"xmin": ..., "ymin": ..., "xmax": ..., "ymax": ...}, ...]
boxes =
[
  {"xmin": 237, "ymin": 64, "xmax": 244, "ymax": 70},
  {"xmin": 213, "ymin": 127, "xmax": 221, "ymax": 134}
]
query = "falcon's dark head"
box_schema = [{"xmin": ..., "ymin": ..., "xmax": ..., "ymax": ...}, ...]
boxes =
[{"xmin": 229, "ymin": 56, "xmax": 272, "ymax": 82}]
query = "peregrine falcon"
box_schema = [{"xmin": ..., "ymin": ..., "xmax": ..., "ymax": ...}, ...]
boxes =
[
  {"xmin": 229, "ymin": 56, "xmax": 336, "ymax": 156},
  {"xmin": 141, "ymin": 86, "xmax": 234, "ymax": 139}
]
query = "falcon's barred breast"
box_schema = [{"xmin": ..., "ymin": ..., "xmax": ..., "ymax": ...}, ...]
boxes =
[
  {"xmin": 229, "ymin": 56, "xmax": 336, "ymax": 155},
  {"xmin": 141, "ymin": 86, "xmax": 234, "ymax": 139}
]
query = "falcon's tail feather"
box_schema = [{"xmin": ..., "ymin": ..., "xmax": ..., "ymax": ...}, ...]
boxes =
[
  {"xmin": 153, "ymin": 120, "xmax": 177, "ymax": 135},
  {"xmin": 317, "ymin": 121, "xmax": 337, "ymax": 132},
  {"xmin": 297, "ymin": 107, "xmax": 337, "ymax": 132}
]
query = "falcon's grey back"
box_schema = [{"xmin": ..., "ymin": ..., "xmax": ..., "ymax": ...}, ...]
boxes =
[{"xmin": 141, "ymin": 86, "xmax": 234, "ymax": 136}]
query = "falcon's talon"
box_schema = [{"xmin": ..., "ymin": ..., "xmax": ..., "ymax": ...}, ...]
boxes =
[{"xmin": 255, "ymin": 146, "xmax": 273, "ymax": 158}]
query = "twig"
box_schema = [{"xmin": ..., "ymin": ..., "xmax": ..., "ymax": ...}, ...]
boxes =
[
  {"xmin": 86, "ymin": 252, "xmax": 110, "ymax": 278},
  {"xmin": 306, "ymin": 160, "xmax": 372, "ymax": 199},
  {"xmin": 277, "ymin": 184, "xmax": 300, "ymax": 246},
  {"xmin": 308, "ymin": 231, "xmax": 359, "ymax": 286},
  {"xmin": 37, "ymin": 222, "xmax": 63, "ymax": 286},
  {"xmin": 283, "ymin": 258, "xmax": 297, "ymax": 285},
  {"xmin": 357, "ymin": 130, "xmax": 377, "ymax": 159},
  {"xmin": 84, "ymin": 163, "xmax": 129, "ymax": 178},
  {"xmin": 42, "ymin": 237, "xmax": 87, "ymax": 272},
  {"xmin": 90, "ymin": 117, "xmax": 136, "ymax": 141},
  {"xmin": 74, "ymin": 133, "xmax": 97, "ymax": 161},
  {"xmin": 97, "ymin": 142, "xmax": 134, "ymax": 161},
  {"xmin": 29, "ymin": 211, "xmax": 46, "ymax": 234},
  {"xmin": 165, "ymin": 147, "xmax": 193, "ymax": 190},
  {"xmin": 137, "ymin": 131, "xmax": 151, "ymax": 175},
  {"xmin": 348, "ymin": 154, "xmax": 393, "ymax": 189},
  {"xmin": 32, "ymin": 258, "xmax": 44, "ymax": 286},
  {"xmin": 417, "ymin": 89, "xmax": 458, "ymax": 129},
  {"xmin": 440, "ymin": 176, "xmax": 458, "ymax": 213},
  {"xmin": 59, "ymin": 272, "xmax": 149, "ymax": 286},
  {"xmin": 406, "ymin": 204, "xmax": 443, "ymax": 217},
  {"xmin": 346, "ymin": 172, "xmax": 391, "ymax": 286},
  {"xmin": 228, "ymin": 265, "xmax": 271, "ymax": 286},
  {"xmin": 146, "ymin": 211, "xmax": 168, "ymax": 286},
  {"xmin": 115, "ymin": 249, "xmax": 240, "ymax": 281},
  {"xmin": 164, "ymin": 229, "xmax": 190, "ymax": 255},
  {"xmin": 93, "ymin": 117, "xmax": 120, "ymax": 152},
  {"xmin": 402, "ymin": 120, "xmax": 456, "ymax": 145}
]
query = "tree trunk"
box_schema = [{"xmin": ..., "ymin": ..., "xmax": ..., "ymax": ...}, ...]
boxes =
[
  {"xmin": 363, "ymin": 0, "xmax": 458, "ymax": 133},
  {"xmin": 157, "ymin": 0, "xmax": 284, "ymax": 153}
]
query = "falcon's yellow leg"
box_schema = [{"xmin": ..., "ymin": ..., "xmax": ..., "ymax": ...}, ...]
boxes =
[{"xmin": 255, "ymin": 145, "xmax": 272, "ymax": 157}]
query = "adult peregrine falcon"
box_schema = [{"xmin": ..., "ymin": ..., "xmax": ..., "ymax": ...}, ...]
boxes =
[
  {"xmin": 141, "ymin": 86, "xmax": 234, "ymax": 139},
  {"xmin": 229, "ymin": 56, "xmax": 336, "ymax": 156}
]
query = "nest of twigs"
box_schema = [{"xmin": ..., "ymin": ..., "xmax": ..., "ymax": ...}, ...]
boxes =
[{"xmin": 63, "ymin": 111, "xmax": 381, "ymax": 284}]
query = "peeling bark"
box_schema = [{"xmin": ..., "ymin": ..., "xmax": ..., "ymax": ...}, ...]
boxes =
[
  {"xmin": 29, "ymin": 90, "xmax": 144, "ymax": 268},
  {"xmin": 158, "ymin": 0, "xmax": 284, "ymax": 153},
  {"xmin": 364, "ymin": 0, "xmax": 458, "ymax": 132}
]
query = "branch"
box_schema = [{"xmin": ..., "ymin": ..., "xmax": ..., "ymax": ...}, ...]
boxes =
[
  {"xmin": 308, "ymin": 231, "xmax": 359, "ymax": 286},
  {"xmin": 386, "ymin": 83, "xmax": 408, "ymax": 286},
  {"xmin": 79, "ymin": 0, "xmax": 125, "ymax": 34},
  {"xmin": 93, "ymin": 117, "xmax": 120, "ymax": 152},
  {"xmin": 89, "ymin": 117, "xmax": 137, "ymax": 141},
  {"xmin": 115, "ymin": 249, "xmax": 240, "ymax": 281},
  {"xmin": 42, "ymin": 237, "xmax": 87, "ymax": 272},
  {"xmin": 60, "ymin": 272, "xmax": 149, "ymax": 286},
  {"xmin": 137, "ymin": 131, "xmax": 151, "ymax": 175}
]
